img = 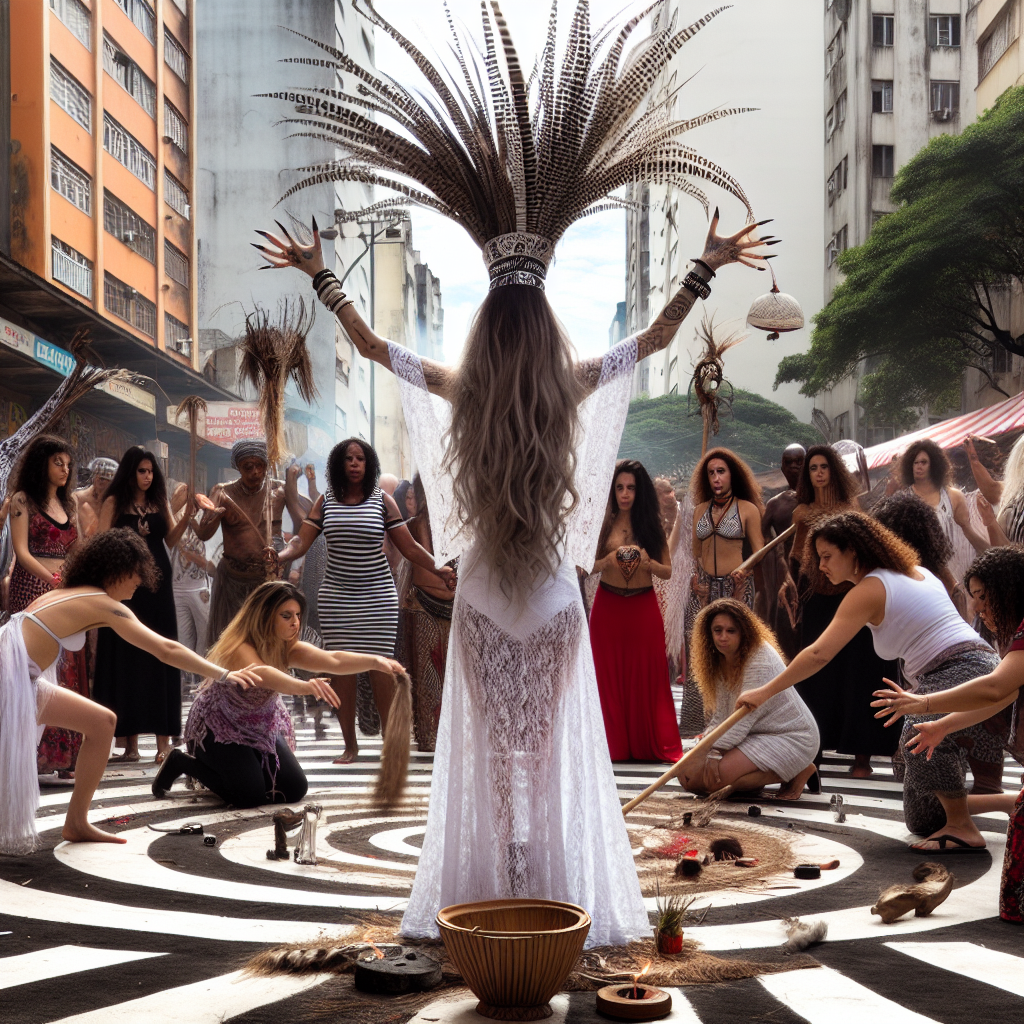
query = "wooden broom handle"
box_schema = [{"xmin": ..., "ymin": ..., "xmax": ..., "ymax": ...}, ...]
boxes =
[
  {"xmin": 733, "ymin": 523, "xmax": 796, "ymax": 577},
  {"xmin": 621, "ymin": 707, "xmax": 751, "ymax": 816}
]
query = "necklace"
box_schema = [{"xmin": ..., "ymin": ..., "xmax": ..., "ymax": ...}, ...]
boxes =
[
  {"xmin": 711, "ymin": 491, "xmax": 733, "ymax": 508},
  {"xmin": 132, "ymin": 501, "xmax": 153, "ymax": 536}
]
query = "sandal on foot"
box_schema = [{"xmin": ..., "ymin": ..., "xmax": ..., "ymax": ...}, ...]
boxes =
[
  {"xmin": 909, "ymin": 833, "xmax": 986, "ymax": 854},
  {"xmin": 109, "ymin": 752, "xmax": 140, "ymax": 763}
]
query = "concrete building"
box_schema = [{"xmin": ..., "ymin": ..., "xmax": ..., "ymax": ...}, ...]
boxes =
[
  {"xmin": 196, "ymin": 0, "xmax": 377, "ymax": 473},
  {"xmin": 817, "ymin": 0, "xmax": 1021, "ymax": 445}
]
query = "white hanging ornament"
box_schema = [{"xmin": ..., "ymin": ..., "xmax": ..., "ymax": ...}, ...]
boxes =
[{"xmin": 747, "ymin": 265, "xmax": 804, "ymax": 341}]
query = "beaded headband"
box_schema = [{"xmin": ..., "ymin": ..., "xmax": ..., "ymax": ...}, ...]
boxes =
[{"xmin": 482, "ymin": 233, "xmax": 555, "ymax": 291}]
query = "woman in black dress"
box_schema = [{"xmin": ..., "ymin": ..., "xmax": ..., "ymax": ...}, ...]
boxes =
[{"xmin": 95, "ymin": 447, "xmax": 195, "ymax": 762}]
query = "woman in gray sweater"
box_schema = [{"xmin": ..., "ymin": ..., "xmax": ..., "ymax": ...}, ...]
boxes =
[{"xmin": 680, "ymin": 598, "xmax": 819, "ymax": 799}]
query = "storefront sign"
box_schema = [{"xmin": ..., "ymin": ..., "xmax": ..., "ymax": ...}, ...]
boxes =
[
  {"xmin": 166, "ymin": 400, "xmax": 261, "ymax": 450},
  {"xmin": 98, "ymin": 377, "xmax": 156, "ymax": 414}
]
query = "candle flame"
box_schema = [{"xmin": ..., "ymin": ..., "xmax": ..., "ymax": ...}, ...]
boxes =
[{"xmin": 631, "ymin": 962, "xmax": 652, "ymax": 985}]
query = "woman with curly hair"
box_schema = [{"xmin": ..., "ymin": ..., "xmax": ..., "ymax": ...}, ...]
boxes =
[
  {"xmin": 783, "ymin": 445, "xmax": 897, "ymax": 779},
  {"xmin": 0, "ymin": 529, "xmax": 260, "ymax": 852},
  {"xmin": 900, "ymin": 439, "xmax": 988, "ymax": 580},
  {"xmin": 872, "ymin": 492, "xmax": 957, "ymax": 593},
  {"xmin": 276, "ymin": 439, "xmax": 454, "ymax": 764},
  {"xmin": 7, "ymin": 435, "xmax": 89, "ymax": 778},
  {"xmin": 682, "ymin": 598, "xmax": 818, "ymax": 799},
  {"xmin": 591, "ymin": 460, "xmax": 679, "ymax": 762},
  {"xmin": 94, "ymin": 447, "xmax": 196, "ymax": 764},
  {"xmin": 154, "ymin": 581, "xmax": 404, "ymax": 806},
  {"xmin": 680, "ymin": 448, "xmax": 765, "ymax": 735},
  {"xmin": 738, "ymin": 511, "xmax": 1001, "ymax": 852}
]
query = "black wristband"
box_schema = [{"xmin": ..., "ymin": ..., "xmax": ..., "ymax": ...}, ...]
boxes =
[
  {"xmin": 683, "ymin": 272, "xmax": 712, "ymax": 300},
  {"xmin": 311, "ymin": 268, "xmax": 335, "ymax": 290},
  {"xmin": 691, "ymin": 258, "xmax": 716, "ymax": 279}
]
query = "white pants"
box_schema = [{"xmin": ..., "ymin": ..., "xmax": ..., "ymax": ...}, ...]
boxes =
[{"xmin": 174, "ymin": 585, "xmax": 210, "ymax": 656}]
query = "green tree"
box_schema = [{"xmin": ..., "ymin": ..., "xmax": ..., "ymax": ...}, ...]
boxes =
[
  {"xmin": 618, "ymin": 390, "xmax": 820, "ymax": 480},
  {"xmin": 775, "ymin": 86, "xmax": 1024, "ymax": 425}
]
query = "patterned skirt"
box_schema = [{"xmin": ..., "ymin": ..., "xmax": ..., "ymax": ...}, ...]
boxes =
[
  {"xmin": 1001, "ymin": 788, "xmax": 1024, "ymax": 924},
  {"xmin": 399, "ymin": 586, "xmax": 453, "ymax": 752}
]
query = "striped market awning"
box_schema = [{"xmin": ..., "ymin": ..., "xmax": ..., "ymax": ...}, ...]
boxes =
[{"xmin": 860, "ymin": 390, "xmax": 1024, "ymax": 469}]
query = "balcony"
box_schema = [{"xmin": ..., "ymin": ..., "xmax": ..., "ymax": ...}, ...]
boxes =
[{"xmin": 51, "ymin": 239, "xmax": 93, "ymax": 299}]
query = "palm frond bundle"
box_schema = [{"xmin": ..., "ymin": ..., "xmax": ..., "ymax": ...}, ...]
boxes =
[
  {"xmin": 174, "ymin": 396, "xmax": 208, "ymax": 498},
  {"xmin": 268, "ymin": 1, "xmax": 753, "ymax": 261}
]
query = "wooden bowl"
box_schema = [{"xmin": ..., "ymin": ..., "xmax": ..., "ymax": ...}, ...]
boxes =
[
  {"xmin": 436, "ymin": 898, "xmax": 591, "ymax": 1021},
  {"xmin": 595, "ymin": 983, "xmax": 672, "ymax": 1021}
]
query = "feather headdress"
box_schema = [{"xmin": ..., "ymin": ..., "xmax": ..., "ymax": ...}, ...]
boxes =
[{"xmin": 267, "ymin": 0, "xmax": 753, "ymax": 288}]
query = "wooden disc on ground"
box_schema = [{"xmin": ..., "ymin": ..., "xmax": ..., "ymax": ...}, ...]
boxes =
[
  {"xmin": 595, "ymin": 983, "xmax": 673, "ymax": 1021},
  {"xmin": 352, "ymin": 946, "xmax": 442, "ymax": 995}
]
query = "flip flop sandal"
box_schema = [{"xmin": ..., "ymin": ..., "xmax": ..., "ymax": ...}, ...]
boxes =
[
  {"xmin": 909, "ymin": 833, "xmax": 987, "ymax": 854},
  {"xmin": 108, "ymin": 752, "xmax": 141, "ymax": 763}
]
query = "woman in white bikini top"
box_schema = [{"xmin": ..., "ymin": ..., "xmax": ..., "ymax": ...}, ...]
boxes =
[{"xmin": 0, "ymin": 529, "xmax": 261, "ymax": 854}]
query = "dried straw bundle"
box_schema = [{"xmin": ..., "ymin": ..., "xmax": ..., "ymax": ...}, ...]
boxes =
[
  {"xmin": 174, "ymin": 395, "xmax": 207, "ymax": 497},
  {"xmin": 239, "ymin": 301, "xmax": 318, "ymax": 470},
  {"xmin": 374, "ymin": 671, "xmax": 412, "ymax": 807},
  {"xmin": 690, "ymin": 315, "xmax": 744, "ymax": 452}
]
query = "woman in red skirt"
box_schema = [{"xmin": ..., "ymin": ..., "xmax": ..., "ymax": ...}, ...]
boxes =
[{"xmin": 591, "ymin": 460, "xmax": 681, "ymax": 763}]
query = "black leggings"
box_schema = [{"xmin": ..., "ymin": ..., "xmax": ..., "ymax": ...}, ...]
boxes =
[{"xmin": 184, "ymin": 735, "xmax": 307, "ymax": 808}]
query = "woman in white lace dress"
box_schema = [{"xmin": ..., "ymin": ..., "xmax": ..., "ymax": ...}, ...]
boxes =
[{"xmin": 253, "ymin": 4, "xmax": 771, "ymax": 947}]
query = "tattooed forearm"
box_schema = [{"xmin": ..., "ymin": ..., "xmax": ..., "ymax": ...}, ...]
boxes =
[{"xmin": 636, "ymin": 324, "xmax": 666, "ymax": 362}]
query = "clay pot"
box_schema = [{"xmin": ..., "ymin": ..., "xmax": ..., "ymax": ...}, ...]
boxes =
[{"xmin": 655, "ymin": 929, "xmax": 683, "ymax": 955}]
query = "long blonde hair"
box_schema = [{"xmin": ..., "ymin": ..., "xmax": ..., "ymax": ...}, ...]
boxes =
[
  {"xmin": 446, "ymin": 285, "xmax": 584, "ymax": 600},
  {"xmin": 206, "ymin": 582, "xmax": 305, "ymax": 677},
  {"xmin": 690, "ymin": 599, "xmax": 782, "ymax": 715}
]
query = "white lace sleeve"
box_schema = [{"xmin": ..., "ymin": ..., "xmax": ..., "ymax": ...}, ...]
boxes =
[
  {"xmin": 386, "ymin": 343, "xmax": 468, "ymax": 565},
  {"xmin": 565, "ymin": 336, "xmax": 638, "ymax": 569}
]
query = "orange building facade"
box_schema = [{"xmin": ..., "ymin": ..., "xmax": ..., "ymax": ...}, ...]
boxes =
[{"xmin": 9, "ymin": 0, "xmax": 196, "ymax": 368}]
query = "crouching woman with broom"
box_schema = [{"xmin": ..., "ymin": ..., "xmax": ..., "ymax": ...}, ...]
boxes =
[{"xmin": 153, "ymin": 581, "xmax": 408, "ymax": 807}]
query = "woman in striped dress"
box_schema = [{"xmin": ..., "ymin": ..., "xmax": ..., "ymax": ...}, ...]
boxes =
[{"xmin": 276, "ymin": 438, "xmax": 455, "ymax": 762}]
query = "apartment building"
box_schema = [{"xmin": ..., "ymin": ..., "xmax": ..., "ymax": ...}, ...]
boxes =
[{"xmin": 10, "ymin": 0, "xmax": 197, "ymax": 365}]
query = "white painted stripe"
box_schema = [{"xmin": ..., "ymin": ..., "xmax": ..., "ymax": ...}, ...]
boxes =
[
  {"xmin": 759, "ymin": 965, "xmax": 938, "ymax": 1023},
  {"xmin": 47, "ymin": 969, "xmax": 333, "ymax": 1023},
  {"xmin": 887, "ymin": 941, "xmax": 1024, "ymax": 998},
  {"xmin": 0, "ymin": 945, "xmax": 165, "ymax": 991},
  {"xmin": 407, "ymin": 994, "xmax": 570, "ymax": 1023}
]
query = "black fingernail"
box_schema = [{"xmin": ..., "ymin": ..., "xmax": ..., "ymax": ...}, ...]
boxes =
[
  {"xmin": 312, "ymin": 215, "xmax": 319, "ymax": 232},
  {"xmin": 757, "ymin": 218, "xmax": 774, "ymax": 226},
  {"xmin": 714, "ymin": 206, "xmax": 720, "ymax": 219},
  {"xmin": 766, "ymin": 239, "xmax": 782, "ymax": 245}
]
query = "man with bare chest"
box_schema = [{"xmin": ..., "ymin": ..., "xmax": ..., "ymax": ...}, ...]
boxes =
[
  {"xmin": 194, "ymin": 438, "xmax": 284, "ymax": 648},
  {"xmin": 73, "ymin": 458, "xmax": 118, "ymax": 538}
]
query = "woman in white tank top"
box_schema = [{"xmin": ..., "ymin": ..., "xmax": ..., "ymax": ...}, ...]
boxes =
[{"xmin": 736, "ymin": 510, "xmax": 1001, "ymax": 854}]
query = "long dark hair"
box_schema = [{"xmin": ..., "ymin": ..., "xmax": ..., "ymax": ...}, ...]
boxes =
[
  {"xmin": 326, "ymin": 438, "xmax": 380, "ymax": 501},
  {"xmin": 689, "ymin": 447, "xmax": 764, "ymax": 513},
  {"xmin": 900, "ymin": 438, "xmax": 950, "ymax": 489},
  {"xmin": 11, "ymin": 433, "xmax": 75, "ymax": 518},
  {"xmin": 795, "ymin": 444, "xmax": 860, "ymax": 507},
  {"xmin": 597, "ymin": 459, "xmax": 666, "ymax": 559},
  {"xmin": 964, "ymin": 547, "xmax": 1024, "ymax": 646},
  {"xmin": 105, "ymin": 446, "xmax": 169, "ymax": 522},
  {"xmin": 871, "ymin": 491, "xmax": 953, "ymax": 577}
]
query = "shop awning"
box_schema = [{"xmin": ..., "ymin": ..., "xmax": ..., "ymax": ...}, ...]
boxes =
[{"xmin": 861, "ymin": 391, "xmax": 1024, "ymax": 469}]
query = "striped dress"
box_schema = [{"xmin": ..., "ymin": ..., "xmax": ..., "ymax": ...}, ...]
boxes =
[{"xmin": 316, "ymin": 488, "xmax": 400, "ymax": 658}]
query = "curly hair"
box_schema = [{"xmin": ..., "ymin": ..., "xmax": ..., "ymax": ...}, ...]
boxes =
[
  {"xmin": 59, "ymin": 528, "xmax": 160, "ymax": 591},
  {"xmin": 963, "ymin": 547, "xmax": 1024, "ymax": 646},
  {"xmin": 900, "ymin": 438, "xmax": 950, "ymax": 489},
  {"xmin": 105, "ymin": 447, "xmax": 170, "ymax": 522},
  {"xmin": 11, "ymin": 434, "xmax": 75, "ymax": 518},
  {"xmin": 870, "ymin": 491, "xmax": 953, "ymax": 577},
  {"xmin": 207, "ymin": 581, "xmax": 307, "ymax": 673},
  {"xmin": 689, "ymin": 447, "xmax": 764, "ymax": 514},
  {"xmin": 326, "ymin": 438, "xmax": 380, "ymax": 501},
  {"xmin": 794, "ymin": 444, "xmax": 859, "ymax": 507},
  {"xmin": 690, "ymin": 599, "xmax": 782, "ymax": 714},
  {"xmin": 805, "ymin": 510, "xmax": 918, "ymax": 591},
  {"xmin": 596, "ymin": 459, "xmax": 667, "ymax": 561}
]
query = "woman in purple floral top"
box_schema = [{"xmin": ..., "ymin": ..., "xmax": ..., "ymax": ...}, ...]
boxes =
[{"xmin": 153, "ymin": 582, "xmax": 404, "ymax": 806}]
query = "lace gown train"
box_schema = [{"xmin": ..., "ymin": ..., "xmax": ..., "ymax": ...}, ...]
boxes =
[{"xmin": 390, "ymin": 338, "xmax": 650, "ymax": 948}]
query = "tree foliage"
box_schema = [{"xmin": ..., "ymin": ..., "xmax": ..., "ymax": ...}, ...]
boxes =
[
  {"xmin": 618, "ymin": 390, "xmax": 820, "ymax": 480},
  {"xmin": 775, "ymin": 86, "xmax": 1024, "ymax": 424}
]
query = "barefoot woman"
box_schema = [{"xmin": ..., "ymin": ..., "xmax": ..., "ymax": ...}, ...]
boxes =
[{"xmin": 0, "ymin": 530, "xmax": 259, "ymax": 851}]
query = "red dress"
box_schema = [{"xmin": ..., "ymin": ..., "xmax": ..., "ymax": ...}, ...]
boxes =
[
  {"xmin": 590, "ymin": 582, "xmax": 682, "ymax": 763},
  {"xmin": 9, "ymin": 507, "xmax": 89, "ymax": 773},
  {"xmin": 1000, "ymin": 616, "xmax": 1024, "ymax": 924}
]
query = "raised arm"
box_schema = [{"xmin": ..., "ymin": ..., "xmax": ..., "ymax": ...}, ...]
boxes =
[
  {"xmin": 963, "ymin": 437, "xmax": 1002, "ymax": 506},
  {"xmin": 164, "ymin": 497, "xmax": 196, "ymax": 550}
]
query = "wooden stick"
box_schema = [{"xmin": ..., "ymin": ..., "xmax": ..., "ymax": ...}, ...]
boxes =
[
  {"xmin": 621, "ymin": 707, "xmax": 751, "ymax": 816},
  {"xmin": 733, "ymin": 523, "xmax": 796, "ymax": 576}
]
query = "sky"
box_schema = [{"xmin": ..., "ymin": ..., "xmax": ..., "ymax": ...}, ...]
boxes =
[{"xmin": 373, "ymin": 1, "xmax": 824, "ymax": 418}]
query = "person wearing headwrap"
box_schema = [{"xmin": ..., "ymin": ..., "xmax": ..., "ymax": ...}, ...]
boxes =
[
  {"xmin": 194, "ymin": 437, "xmax": 284, "ymax": 648},
  {"xmin": 73, "ymin": 457, "xmax": 119, "ymax": 539}
]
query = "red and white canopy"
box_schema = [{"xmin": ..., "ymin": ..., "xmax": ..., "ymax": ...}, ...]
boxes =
[{"xmin": 860, "ymin": 391, "xmax": 1024, "ymax": 469}]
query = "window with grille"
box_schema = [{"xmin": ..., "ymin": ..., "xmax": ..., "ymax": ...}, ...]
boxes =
[
  {"xmin": 103, "ymin": 33, "xmax": 155, "ymax": 116},
  {"xmin": 827, "ymin": 225, "xmax": 848, "ymax": 267},
  {"xmin": 928, "ymin": 15, "xmax": 961, "ymax": 48},
  {"xmin": 993, "ymin": 344, "xmax": 1014, "ymax": 375},
  {"xmin": 930, "ymin": 81, "xmax": 960, "ymax": 114},
  {"xmin": 827, "ymin": 156, "xmax": 848, "ymax": 205},
  {"xmin": 872, "ymin": 144, "xmax": 895, "ymax": 178},
  {"xmin": 835, "ymin": 90, "xmax": 847, "ymax": 127},
  {"xmin": 164, "ymin": 100, "xmax": 188, "ymax": 154},
  {"xmin": 49, "ymin": 0, "xmax": 91, "ymax": 50},
  {"xmin": 165, "ymin": 313, "xmax": 191, "ymax": 356},
  {"xmin": 872, "ymin": 14, "xmax": 894, "ymax": 47},
  {"xmin": 104, "ymin": 272, "xmax": 155, "ymax": 337},
  {"xmin": 825, "ymin": 105, "xmax": 836, "ymax": 139},
  {"xmin": 164, "ymin": 29, "xmax": 190, "ymax": 83},
  {"xmin": 164, "ymin": 171, "xmax": 190, "ymax": 218},
  {"xmin": 112, "ymin": 0, "xmax": 155, "ymax": 42},
  {"xmin": 104, "ymin": 190, "xmax": 155, "ymax": 262},
  {"xmin": 872, "ymin": 80, "xmax": 893, "ymax": 113},
  {"xmin": 103, "ymin": 113, "xmax": 156, "ymax": 189},
  {"xmin": 51, "ymin": 147, "xmax": 92, "ymax": 214},
  {"xmin": 825, "ymin": 27, "xmax": 845, "ymax": 73},
  {"xmin": 164, "ymin": 240, "xmax": 189, "ymax": 287},
  {"xmin": 52, "ymin": 238, "xmax": 93, "ymax": 298},
  {"xmin": 979, "ymin": 8, "xmax": 1016, "ymax": 80},
  {"xmin": 50, "ymin": 58, "xmax": 92, "ymax": 131}
]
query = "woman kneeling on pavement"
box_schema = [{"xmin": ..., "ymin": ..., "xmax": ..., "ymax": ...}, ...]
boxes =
[{"xmin": 153, "ymin": 581, "xmax": 404, "ymax": 807}]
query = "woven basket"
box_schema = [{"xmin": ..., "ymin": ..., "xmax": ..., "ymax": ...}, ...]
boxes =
[{"xmin": 436, "ymin": 899, "xmax": 591, "ymax": 1021}]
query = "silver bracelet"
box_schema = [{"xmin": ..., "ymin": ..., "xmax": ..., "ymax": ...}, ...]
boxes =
[{"xmin": 217, "ymin": 667, "xmax": 230, "ymax": 683}]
